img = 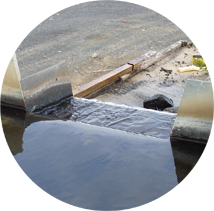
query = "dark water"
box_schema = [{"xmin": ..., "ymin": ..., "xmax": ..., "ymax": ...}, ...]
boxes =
[
  {"xmin": 1, "ymin": 105, "xmax": 205, "ymax": 210},
  {"xmin": 170, "ymin": 138, "xmax": 206, "ymax": 183}
]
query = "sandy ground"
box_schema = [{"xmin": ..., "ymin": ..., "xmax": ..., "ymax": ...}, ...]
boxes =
[{"xmin": 96, "ymin": 44, "xmax": 210, "ymax": 109}]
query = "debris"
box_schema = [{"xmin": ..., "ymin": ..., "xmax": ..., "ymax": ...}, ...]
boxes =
[
  {"xmin": 192, "ymin": 55, "xmax": 206, "ymax": 67},
  {"xmin": 178, "ymin": 65, "xmax": 203, "ymax": 73},
  {"xmin": 174, "ymin": 83, "xmax": 185, "ymax": 88},
  {"xmin": 146, "ymin": 73, "xmax": 152, "ymax": 78},
  {"xmin": 160, "ymin": 67, "xmax": 172, "ymax": 74},
  {"xmin": 91, "ymin": 53, "xmax": 98, "ymax": 58},
  {"xmin": 143, "ymin": 94, "xmax": 174, "ymax": 111},
  {"xmin": 186, "ymin": 42, "xmax": 193, "ymax": 48}
]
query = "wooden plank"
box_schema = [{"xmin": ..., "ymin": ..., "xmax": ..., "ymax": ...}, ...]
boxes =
[
  {"xmin": 73, "ymin": 40, "xmax": 187, "ymax": 99},
  {"xmin": 156, "ymin": 40, "xmax": 183, "ymax": 60},
  {"xmin": 128, "ymin": 50, "xmax": 156, "ymax": 69},
  {"xmin": 128, "ymin": 41, "xmax": 184, "ymax": 71},
  {"xmin": 85, "ymin": 78, "xmax": 121, "ymax": 99},
  {"xmin": 73, "ymin": 64, "xmax": 133, "ymax": 97}
]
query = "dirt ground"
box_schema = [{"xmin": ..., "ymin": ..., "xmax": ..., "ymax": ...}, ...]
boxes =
[
  {"xmin": 95, "ymin": 44, "xmax": 210, "ymax": 109},
  {"xmin": 16, "ymin": 1, "xmax": 190, "ymax": 88},
  {"xmin": 71, "ymin": 54, "xmax": 136, "ymax": 89}
]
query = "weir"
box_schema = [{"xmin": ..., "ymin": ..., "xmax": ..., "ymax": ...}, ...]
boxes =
[
  {"xmin": 1, "ymin": 54, "xmax": 73, "ymax": 112},
  {"xmin": 1, "ymin": 43, "xmax": 213, "ymax": 143},
  {"xmin": 1, "ymin": 42, "xmax": 213, "ymax": 210}
]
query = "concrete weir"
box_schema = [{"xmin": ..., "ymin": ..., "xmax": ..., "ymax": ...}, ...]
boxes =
[
  {"xmin": 1, "ymin": 45, "xmax": 213, "ymax": 144},
  {"xmin": 1, "ymin": 54, "xmax": 25, "ymax": 108},
  {"xmin": 171, "ymin": 79, "xmax": 213, "ymax": 143},
  {"xmin": 1, "ymin": 54, "xmax": 73, "ymax": 112}
]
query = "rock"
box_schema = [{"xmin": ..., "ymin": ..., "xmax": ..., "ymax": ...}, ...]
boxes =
[
  {"xmin": 91, "ymin": 53, "xmax": 98, "ymax": 58},
  {"xmin": 143, "ymin": 94, "xmax": 174, "ymax": 111}
]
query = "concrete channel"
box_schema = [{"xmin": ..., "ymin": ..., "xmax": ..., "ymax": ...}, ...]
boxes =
[
  {"xmin": 1, "ymin": 41, "xmax": 213, "ymax": 143},
  {"xmin": 1, "ymin": 40, "xmax": 213, "ymax": 209}
]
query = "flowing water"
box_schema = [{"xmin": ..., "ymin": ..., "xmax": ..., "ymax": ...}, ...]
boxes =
[
  {"xmin": 1, "ymin": 101, "xmax": 205, "ymax": 210},
  {"xmin": 39, "ymin": 96, "xmax": 176, "ymax": 139}
]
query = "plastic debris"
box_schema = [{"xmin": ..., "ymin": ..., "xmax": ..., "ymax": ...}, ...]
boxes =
[
  {"xmin": 178, "ymin": 65, "xmax": 201, "ymax": 73},
  {"xmin": 192, "ymin": 55, "xmax": 206, "ymax": 67}
]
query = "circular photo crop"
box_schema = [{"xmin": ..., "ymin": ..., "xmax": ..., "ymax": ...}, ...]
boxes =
[{"xmin": 1, "ymin": 1, "xmax": 213, "ymax": 211}]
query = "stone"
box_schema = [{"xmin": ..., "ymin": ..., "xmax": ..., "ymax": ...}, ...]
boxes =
[
  {"xmin": 143, "ymin": 94, "xmax": 174, "ymax": 111},
  {"xmin": 91, "ymin": 53, "xmax": 98, "ymax": 58}
]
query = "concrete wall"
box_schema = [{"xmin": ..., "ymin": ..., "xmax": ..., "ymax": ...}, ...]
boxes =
[
  {"xmin": 1, "ymin": 54, "xmax": 25, "ymax": 108},
  {"xmin": 1, "ymin": 54, "xmax": 73, "ymax": 112},
  {"xmin": 171, "ymin": 79, "xmax": 213, "ymax": 143}
]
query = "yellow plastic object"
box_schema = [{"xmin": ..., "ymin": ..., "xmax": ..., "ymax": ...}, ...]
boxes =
[
  {"xmin": 192, "ymin": 55, "xmax": 206, "ymax": 67},
  {"xmin": 178, "ymin": 65, "xmax": 201, "ymax": 73}
]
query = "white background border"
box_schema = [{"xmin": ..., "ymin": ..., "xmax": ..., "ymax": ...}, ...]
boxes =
[{"xmin": 1, "ymin": 1, "xmax": 213, "ymax": 211}]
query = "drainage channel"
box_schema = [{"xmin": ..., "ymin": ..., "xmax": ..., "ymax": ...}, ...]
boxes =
[
  {"xmin": 1, "ymin": 94, "xmax": 206, "ymax": 210},
  {"xmin": 1, "ymin": 41, "xmax": 210, "ymax": 210}
]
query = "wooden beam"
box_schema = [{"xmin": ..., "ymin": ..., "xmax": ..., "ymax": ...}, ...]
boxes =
[
  {"xmin": 128, "ymin": 50, "xmax": 156, "ymax": 69},
  {"xmin": 84, "ymin": 78, "xmax": 121, "ymax": 99},
  {"xmin": 73, "ymin": 40, "xmax": 186, "ymax": 99},
  {"xmin": 73, "ymin": 64, "xmax": 133, "ymax": 97}
]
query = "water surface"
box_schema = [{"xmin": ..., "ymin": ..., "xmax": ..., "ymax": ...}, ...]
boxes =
[{"xmin": 1, "ymin": 105, "xmax": 205, "ymax": 210}]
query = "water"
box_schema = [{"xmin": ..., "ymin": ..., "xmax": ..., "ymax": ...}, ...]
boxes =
[
  {"xmin": 1, "ymin": 105, "xmax": 205, "ymax": 210},
  {"xmin": 39, "ymin": 96, "xmax": 176, "ymax": 139},
  {"xmin": 170, "ymin": 137, "xmax": 206, "ymax": 183}
]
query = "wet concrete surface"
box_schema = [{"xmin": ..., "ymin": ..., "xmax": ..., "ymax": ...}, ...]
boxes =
[
  {"xmin": 39, "ymin": 96, "xmax": 176, "ymax": 139},
  {"xmin": 16, "ymin": 1, "xmax": 190, "ymax": 88}
]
